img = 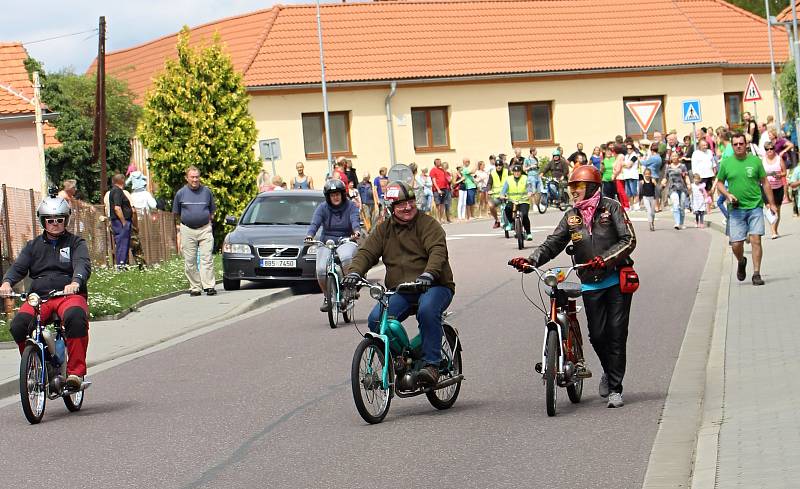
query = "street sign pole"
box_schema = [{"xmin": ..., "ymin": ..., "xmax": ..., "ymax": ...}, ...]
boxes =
[{"xmin": 692, "ymin": 122, "xmax": 697, "ymax": 150}]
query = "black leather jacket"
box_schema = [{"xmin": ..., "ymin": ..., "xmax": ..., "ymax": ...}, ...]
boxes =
[{"xmin": 528, "ymin": 197, "xmax": 636, "ymax": 284}]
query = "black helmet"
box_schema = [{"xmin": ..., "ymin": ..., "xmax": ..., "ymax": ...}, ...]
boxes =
[
  {"xmin": 323, "ymin": 179, "xmax": 347, "ymax": 207},
  {"xmin": 511, "ymin": 164, "xmax": 523, "ymax": 173},
  {"xmin": 384, "ymin": 180, "xmax": 415, "ymax": 208}
]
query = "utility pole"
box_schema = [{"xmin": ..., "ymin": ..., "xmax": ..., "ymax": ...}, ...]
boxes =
[
  {"xmin": 315, "ymin": 0, "xmax": 333, "ymax": 178},
  {"xmin": 766, "ymin": 0, "xmax": 783, "ymax": 129},
  {"xmin": 791, "ymin": 2, "xmax": 800, "ymax": 140},
  {"xmin": 32, "ymin": 72, "xmax": 46, "ymax": 196},
  {"xmin": 94, "ymin": 16, "xmax": 108, "ymax": 199}
]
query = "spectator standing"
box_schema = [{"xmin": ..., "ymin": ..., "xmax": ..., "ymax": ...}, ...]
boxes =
[
  {"xmin": 358, "ymin": 174, "xmax": 375, "ymax": 231},
  {"xmin": 524, "ymin": 147, "xmax": 542, "ymax": 206},
  {"xmin": 567, "ymin": 143, "xmax": 587, "ymax": 164},
  {"xmin": 416, "ymin": 167, "xmax": 434, "ymax": 214},
  {"xmin": 173, "ymin": 166, "xmax": 216, "ymax": 296},
  {"xmin": 429, "ymin": 159, "xmax": 451, "ymax": 224},
  {"xmin": 680, "ymin": 135, "xmax": 694, "ymax": 172},
  {"xmin": 373, "ymin": 166, "xmax": 389, "ymax": 222},
  {"xmin": 590, "ymin": 146, "xmax": 603, "ymax": 172},
  {"xmin": 612, "ymin": 144, "xmax": 630, "ymax": 210},
  {"xmin": 454, "ymin": 164, "xmax": 467, "ymax": 221},
  {"xmin": 788, "ymin": 164, "xmax": 800, "ymax": 217},
  {"xmin": 58, "ymin": 179, "xmax": 78, "ymax": 207},
  {"xmin": 292, "ymin": 162, "xmax": 314, "ymax": 189},
  {"xmin": 743, "ymin": 112, "xmax": 760, "ymax": 146},
  {"xmin": 691, "ymin": 139, "xmax": 716, "ymax": 212},
  {"xmin": 257, "ymin": 170, "xmax": 271, "ymax": 192},
  {"xmin": 474, "ymin": 160, "xmax": 489, "ymax": 217},
  {"xmin": 333, "ymin": 157, "xmax": 349, "ymax": 187},
  {"xmin": 622, "ymin": 142, "xmax": 640, "ymax": 210},
  {"xmin": 640, "ymin": 168, "xmax": 657, "ymax": 231},
  {"xmin": 690, "ymin": 173, "xmax": 708, "ymax": 228},
  {"xmin": 716, "ymin": 133, "xmax": 777, "ymax": 286},
  {"xmin": 109, "ymin": 174, "xmax": 133, "ymax": 268},
  {"xmin": 761, "ymin": 142, "xmax": 787, "ymax": 239},
  {"xmin": 601, "ymin": 146, "xmax": 617, "ymax": 199},
  {"xmin": 662, "ymin": 152, "xmax": 690, "ymax": 230},
  {"xmin": 442, "ymin": 161, "xmax": 454, "ymax": 221},
  {"xmin": 642, "ymin": 143, "xmax": 663, "ymax": 212},
  {"xmin": 344, "ymin": 159, "xmax": 358, "ymax": 188},
  {"xmin": 461, "ymin": 158, "xmax": 477, "ymax": 221},
  {"xmin": 126, "ymin": 168, "xmax": 157, "ymax": 211}
]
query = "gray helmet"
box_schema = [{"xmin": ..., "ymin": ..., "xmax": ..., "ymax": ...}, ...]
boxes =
[{"xmin": 36, "ymin": 196, "xmax": 71, "ymax": 228}]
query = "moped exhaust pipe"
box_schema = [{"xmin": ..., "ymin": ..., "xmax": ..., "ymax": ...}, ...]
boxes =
[{"xmin": 433, "ymin": 374, "xmax": 464, "ymax": 389}]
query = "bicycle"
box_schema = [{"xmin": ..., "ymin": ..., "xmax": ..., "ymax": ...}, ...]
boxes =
[
  {"xmin": 309, "ymin": 238, "xmax": 358, "ymax": 329},
  {"xmin": 537, "ymin": 178, "xmax": 570, "ymax": 214},
  {"xmin": 9, "ymin": 291, "xmax": 91, "ymax": 424},
  {"xmin": 348, "ymin": 278, "xmax": 463, "ymax": 424},
  {"xmin": 508, "ymin": 251, "xmax": 590, "ymax": 417},
  {"xmin": 500, "ymin": 198, "xmax": 526, "ymax": 250}
]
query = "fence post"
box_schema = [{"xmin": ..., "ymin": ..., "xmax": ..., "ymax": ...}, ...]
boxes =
[
  {"xmin": 28, "ymin": 189, "xmax": 37, "ymax": 234},
  {"xmin": 2, "ymin": 185, "xmax": 14, "ymax": 318}
]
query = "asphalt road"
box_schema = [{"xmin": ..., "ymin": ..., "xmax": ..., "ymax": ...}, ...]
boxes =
[{"xmin": 0, "ymin": 210, "xmax": 712, "ymax": 488}]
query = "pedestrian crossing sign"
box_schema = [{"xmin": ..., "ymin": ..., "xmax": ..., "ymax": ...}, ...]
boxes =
[{"xmin": 682, "ymin": 99, "xmax": 702, "ymax": 123}]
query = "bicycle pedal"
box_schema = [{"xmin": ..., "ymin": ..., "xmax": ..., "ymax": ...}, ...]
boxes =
[{"xmin": 575, "ymin": 370, "xmax": 592, "ymax": 379}]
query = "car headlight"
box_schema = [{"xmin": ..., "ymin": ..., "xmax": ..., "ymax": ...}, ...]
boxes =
[
  {"xmin": 223, "ymin": 242, "xmax": 251, "ymax": 254},
  {"xmin": 26, "ymin": 293, "xmax": 40, "ymax": 308},
  {"xmin": 306, "ymin": 244, "xmax": 319, "ymax": 255}
]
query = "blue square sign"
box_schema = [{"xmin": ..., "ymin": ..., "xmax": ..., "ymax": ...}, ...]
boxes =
[{"xmin": 682, "ymin": 100, "xmax": 702, "ymax": 123}]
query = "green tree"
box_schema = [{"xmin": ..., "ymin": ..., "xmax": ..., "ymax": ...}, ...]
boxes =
[
  {"xmin": 28, "ymin": 63, "xmax": 142, "ymax": 202},
  {"xmin": 138, "ymin": 27, "xmax": 259, "ymax": 245},
  {"xmin": 779, "ymin": 59, "xmax": 797, "ymax": 121},
  {"xmin": 728, "ymin": 0, "xmax": 791, "ymax": 17}
]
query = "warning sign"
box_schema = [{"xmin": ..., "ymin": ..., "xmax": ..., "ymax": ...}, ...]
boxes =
[
  {"xmin": 625, "ymin": 100, "xmax": 662, "ymax": 133},
  {"xmin": 743, "ymin": 74, "xmax": 762, "ymax": 102}
]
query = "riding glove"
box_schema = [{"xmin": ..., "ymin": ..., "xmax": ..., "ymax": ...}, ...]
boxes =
[
  {"xmin": 415, "ymin": 272, "xmax": 435, "ymax": 291},
  {"xmin": 342, "ymin": 272, "xmax": 363, "ymax": 288},
  {"xmin": 508, "ymin": 257, "xmax": 533, "ymax": 273}
]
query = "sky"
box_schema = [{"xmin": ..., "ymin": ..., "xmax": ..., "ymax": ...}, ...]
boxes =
[{"xmin": 2, "ymin": 0, "xmax": 332, "ymax": 73}]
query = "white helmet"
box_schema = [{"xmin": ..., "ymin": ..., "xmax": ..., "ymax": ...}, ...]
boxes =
[{"xmin": 36, "ymin": 196, "xmax": 71, "ymax": 228}]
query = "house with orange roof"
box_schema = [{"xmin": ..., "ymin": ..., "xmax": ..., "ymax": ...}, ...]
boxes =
[
  {"xmin": 0, "ymin": 42, "xmax": 58, "ymax": 192},
  {"xmin": 95, "ymin": 0, "xmax": 789, "ymax": 184}
]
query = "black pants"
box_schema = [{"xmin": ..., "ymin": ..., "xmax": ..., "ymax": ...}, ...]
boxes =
[
  {"xmin": 582, "ymin": 285, "xmax": 632, "ymax": 394},
  {"xmin": 602, "ymin": 181, "xmax": 617, "ymax": 199},
  {"xmin": 504, "ymin": 202, "xmax": 531, "ymax": 233}
]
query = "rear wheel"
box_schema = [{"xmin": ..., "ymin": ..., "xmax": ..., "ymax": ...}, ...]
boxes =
[
  {"xmin": 342, "ymin": 288, "xmax": 355, "ymax": 323},
  {"xmin": 222, "ymin": 277, "xmax": 240, "ymax": 291},
  {"xmin": 351, "ymin": 337, "xmax": 392, "ymax": 424},
  {"xmin": 20, "ymin": 345, "xmax": 46, "ymax": 424},
  {"xmin": 566, "ymin": 328, "xmax": 584, "ymax": 404},
  {"xmin": 545, "ymin": 329, "xmax": 559, "ymax": 417},
  {"xmin": 426, "ymin": 325, "xmax": 463, "ymax": 410},
  {"xmin": 515, "ymin": 215, "xmax": 524, "ymax": 250},
  {"xmin": 558, "ymin": 190, "xmax": 569, "ymax": 211},
  {"xmin": 326, "ymin": 275, "xmax": 339, "ymax": 329}
]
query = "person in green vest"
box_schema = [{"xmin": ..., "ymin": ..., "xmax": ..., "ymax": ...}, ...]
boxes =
[
  {"xmin": 500, "ymin": 165, "xmax": 534, "ymax": 240},
  {"xmin": 487, "ymin": 159, "xmax": 509, "ymax": 229}
]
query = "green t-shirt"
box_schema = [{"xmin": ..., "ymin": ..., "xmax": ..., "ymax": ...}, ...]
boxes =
[
  {"xmin": 601, "ymin": 157, "xmax": 615, "ymax": 182},
  {"xmin": 462, "ymin": 168, "xmax": 477, "ymax": 190},
  {"xmin": 716, "ymin": 154, "xmax": 766, "ymax": 210},
  {"xmin": 720, "ymin": 142, "xmax": 734, "ymax": 159}
]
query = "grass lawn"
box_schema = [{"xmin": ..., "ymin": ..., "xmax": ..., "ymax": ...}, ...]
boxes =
[{"xmin": 0, "ymin": 255, "xmax": 223, "ymax": 342}]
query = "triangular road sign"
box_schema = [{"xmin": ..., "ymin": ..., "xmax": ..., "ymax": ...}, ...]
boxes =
[
  {"xmin": 625, "ymin": 100, "xmax": 662, "ymax": 133},
  {"xmin": 685, "ymin": 104, "xmax": 699, "ymax": 122},
  {"xmin": 743, "ymin": 74, "xmax": 762, "ymax": 102}
]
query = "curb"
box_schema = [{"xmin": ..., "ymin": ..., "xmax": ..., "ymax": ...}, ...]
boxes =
[
  {"xmin": 642, "ymin": 219, "xmax": 728, "ymax": 488},
  {"xmin": 0, "ymin": 287, "xmax": 295, "ymax": 400},
  {"xmin": 91, "ymin": 278, "xmax": 224, "ymax": 321}
]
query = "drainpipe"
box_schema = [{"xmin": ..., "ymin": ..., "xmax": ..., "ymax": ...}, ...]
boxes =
[{"xmin": 385, "ymin": 81, "xmax": 397, "ymax": 166}]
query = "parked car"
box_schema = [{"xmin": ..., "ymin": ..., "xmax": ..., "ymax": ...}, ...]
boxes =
[{"xmin": 222, "ymin": 190, "xmax": 325, "ymax": 290}]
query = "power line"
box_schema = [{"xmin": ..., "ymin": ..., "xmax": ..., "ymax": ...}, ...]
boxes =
[{"xmin": 23, "ymin": 28, "xmax": 98, "ymax": 45}]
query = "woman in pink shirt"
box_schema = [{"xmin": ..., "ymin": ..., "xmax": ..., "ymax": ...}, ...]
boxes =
[{"xmin": 762, "ymin": 141, "xmax": 787, "ymax": 239}]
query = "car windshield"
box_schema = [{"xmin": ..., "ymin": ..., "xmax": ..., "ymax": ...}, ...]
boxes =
[{"xmin": 240, "ymin": 195, "xmax": 324, "ymax": 225}]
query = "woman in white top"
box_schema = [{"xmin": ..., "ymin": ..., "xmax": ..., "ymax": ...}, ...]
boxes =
[
  {"xmin": 622, "ymin": 143, "xmax": 641, "ymax": 210},
  {"xmin": 691, "ymin": 139, "xmax": 716, "ymax": 190},
  {"xmin": 474, "ymin": 160, "xmax": 490, "ymax": 217}
]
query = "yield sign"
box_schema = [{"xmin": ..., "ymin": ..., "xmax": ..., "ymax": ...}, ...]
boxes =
[
  {"xmin": 625, "ymin": 100, "xmax": 662, "ymax": 133},
  {"xmin": 743, "ymin": 74, "xmax": 762, "ymax": 102}
]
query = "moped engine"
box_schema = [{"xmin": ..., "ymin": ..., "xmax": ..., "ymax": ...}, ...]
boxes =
[{"xmin": 397, "ymin": 371, "xmax": 416, "ymax": 392}]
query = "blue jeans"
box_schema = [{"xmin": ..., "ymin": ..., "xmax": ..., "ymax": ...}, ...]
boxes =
[
  {"xmin": 111, "ymin": 220, "xmax": 131, "ymax": 265},
  {"xmin": 717, "ymin": 194, "xmax": 728, "ymax": 219},
  {"xmin": 726, "ymin": 207, "xmax": 765, "ymax": 243},
  {"xmin": 670, "ymin": 191, "xmax": 687, "ymax": 226},
  {"xmin": 367, "ymin": 285, "xmax": 453, "ymax": 365}
]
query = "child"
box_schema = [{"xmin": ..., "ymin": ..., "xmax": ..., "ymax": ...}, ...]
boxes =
[
  {"xmin": 690, "ymin": 173, "xmax": 708, "ymax": 228},
  {"xmin": 640, "ymin": 168, "xmax": 656, "ymax": 231}
]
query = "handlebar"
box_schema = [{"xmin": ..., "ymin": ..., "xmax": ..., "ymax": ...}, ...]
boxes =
[
  {"xmin": 1, "ymin": 290, "xmax": 70, "ymax": 301},
  {"xmin": 507, "ymin": 261, "xmax": 588, "ymax": 285},
  {"xmin": 305, "ymin": 237, "xmax": 356, "ymax": 248}
]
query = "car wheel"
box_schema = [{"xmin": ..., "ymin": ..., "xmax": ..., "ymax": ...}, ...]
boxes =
[{"xmin": 223, "ymin": 277, "xmax": 241, "ymax": 291}]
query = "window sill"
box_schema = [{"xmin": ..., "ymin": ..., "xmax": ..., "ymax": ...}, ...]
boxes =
[
  {"xmin": 414, "ymin": 147, "xmax": 455, "ymax": 154},
  {"xmin": 512, "ymin": 140, "xmax": 554, "ymax": 147},
  {"xmin": 305, "ymin": 152, "xmax": 356, "ymax": 160}
]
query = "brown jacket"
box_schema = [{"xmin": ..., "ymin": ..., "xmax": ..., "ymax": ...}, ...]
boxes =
[{"xmin": 348, "ymin": 212, "xmax": 455, "ymax": 293}]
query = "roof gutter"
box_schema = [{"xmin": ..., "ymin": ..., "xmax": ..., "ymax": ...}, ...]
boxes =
[
  {"xmin": 246, "ymin": 62, "xmax": 776, "ymax": 91},
  {"xmin": 385, "ymin": 81, "xmax": 397, "ymax": 167},
  {"xmin": 0, "ymin": 112, "xmax": 59, "ymax": 124}
]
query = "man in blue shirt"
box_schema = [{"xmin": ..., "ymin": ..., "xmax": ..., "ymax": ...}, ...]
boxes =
[{"xmin": 173, "ymin": 165, "xmax": 216, "ymax": 296}]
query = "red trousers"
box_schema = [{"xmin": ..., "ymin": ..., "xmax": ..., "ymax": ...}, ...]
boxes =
[
  {"xmin": 615, "ymin": 180, "xmax": 630, "ymax": 210},
  {"xmin": 15, "ymin": 295, "xmax": 90, "ymax": 376}
]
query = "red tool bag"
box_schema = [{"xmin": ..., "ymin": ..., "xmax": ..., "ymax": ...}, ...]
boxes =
[{"xmin": 619, "ymin": 266, "xmax": 640, "ymax": 294}]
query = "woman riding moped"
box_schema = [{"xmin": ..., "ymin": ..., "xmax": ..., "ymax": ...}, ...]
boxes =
[
  {"xmin": 510, "ymin": 165, "xmax": 636, "ymax": 408},
  {"xmin": 305, "ymin": 179, "xmax": 361, "ymax": 312}
]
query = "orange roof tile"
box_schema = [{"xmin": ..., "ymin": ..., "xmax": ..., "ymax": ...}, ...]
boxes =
[
  {"xmin": 776, "ymin": 1, "xmax": 799, "ymax": 22},
  {"xmin": 42, "ymin": 122, "xmax": 60, "ymax": 149},
  {"xmin": 98, "ymin": 0, "xmax": 790, "ymax": 98},
  {"xmin": 0, "ymin": 42, "xmax": 36, "ymax": 115}
]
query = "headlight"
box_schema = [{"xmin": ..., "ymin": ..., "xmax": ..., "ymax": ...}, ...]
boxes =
[
  {"xmin": 306, "ymin": 244, "xmax": 319, "ymax": 255},
  {"xmin": 369, "ymin": 285, "xmax": 383, "ymax": 301},
  {"xmin": 222, "ymin": 242, "xmax": 251, "ymax": 254},
  {"xmin": 27, "ymin": 293, "xmax": 40, "ymax": 308},
  {"xmin": 325, "ymin": 239, "xmax": 336, "ymax": 249},
  {"xmin": 543, "ymin": 273, "xmax": 558, "ymax": 288}
]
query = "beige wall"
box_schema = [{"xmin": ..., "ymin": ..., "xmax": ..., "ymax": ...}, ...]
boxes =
[
  {"xmin": 0, "ymin": 121, "xmax": 44, "ymax": 191},
  {"xmin": 249, "ymin": 70, "xmax": 778, "ymax": 185}
]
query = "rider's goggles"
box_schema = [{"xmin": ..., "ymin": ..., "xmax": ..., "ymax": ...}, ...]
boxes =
[
  {"xmin": 567, "ymin": 182, "xmax": 586, "ymax": 191},
  {"xmin": 45, "ymin": 217, "xmax": 66, "ymax": 224}
]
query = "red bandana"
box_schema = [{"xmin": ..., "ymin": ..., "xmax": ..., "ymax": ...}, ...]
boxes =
[{"xmin": 572, "ymin": 190, "xmax": 601, "ymax": 235}]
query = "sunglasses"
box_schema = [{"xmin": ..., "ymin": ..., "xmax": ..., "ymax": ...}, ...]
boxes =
[
  {"xmin": 732, "ymin": 142, "xmax": 746, "ymax": 147},
  {"xmin": 393, "ymin": 200, "xmax": 415, "ymax": 210},
  {"xmin": 45, "ymin": 217, "xmax": 65, "ymax": 225},
  {"xmin": 766, "ymin": 147, "xmax": 775, "ymax": 151}
]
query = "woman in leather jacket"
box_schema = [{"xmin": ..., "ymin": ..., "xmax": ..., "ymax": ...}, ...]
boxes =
[{"xmin": 510, "ymin": 165, "xmax": 636, "ymax": 408}]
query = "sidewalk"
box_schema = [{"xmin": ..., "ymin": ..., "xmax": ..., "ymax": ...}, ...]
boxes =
[{"xmin": 0, "ymin": 284, "xmax": 296, "ymax": 399}]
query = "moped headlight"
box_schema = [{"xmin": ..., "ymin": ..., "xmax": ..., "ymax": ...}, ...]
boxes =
[
  {"xmin": 325, "ymin": 239, "xmax": 336, "ymax": 249},
  {"xmin": 369, "ymin": 285, "xmax": 383, "ymax": 301},
  {"xmin": 223, "ymin": 242, "xmax": 250, "ymax": 254},
  {"xmin": 543, "ymin": 273, "xmax": 558, "ymax": 288},
  {"xmin": 26, "ymin": 293, "xmax": 40, "ymax": 308}
]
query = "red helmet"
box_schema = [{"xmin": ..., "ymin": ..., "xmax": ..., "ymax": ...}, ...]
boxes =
[{"xmin": 568, "ymin": 165, "xmax": 601, "ymax": 185}]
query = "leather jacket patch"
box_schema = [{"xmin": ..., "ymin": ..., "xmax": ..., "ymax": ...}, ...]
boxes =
[
  {"xmin": 598, "ymin": 209, "xmax": 612, "ymax": 225},
  {"xmin": 567, "ymin": 215, "xmax": 582, "ymax": 227},
  {"xmin": 571, "ymin": 231, "xmax": 583, "ymax": 242}
]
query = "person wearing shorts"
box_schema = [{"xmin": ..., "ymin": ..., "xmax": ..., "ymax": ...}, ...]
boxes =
[{"xmin": 716, "ymin": 132, "xmax": 777, "ymax": 286}]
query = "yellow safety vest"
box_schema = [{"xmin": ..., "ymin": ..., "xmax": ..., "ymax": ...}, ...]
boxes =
[
  {"xmin": 489, "ymin": 169, "xmax": 509, "ymax": 196},
  {"xmin": 506, "ymin": 176, "xmax": 529, "ymax": 203}
]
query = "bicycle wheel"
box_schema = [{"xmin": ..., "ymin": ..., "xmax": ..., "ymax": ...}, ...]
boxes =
[
  {"xmin": 326, "ymin": 275, "xmax": 339, "ymax": 329},
  {"xmin": 558, "ymin": 191, "xmax": 569, "ymax": 211},
  {"xmin": 545, "ymin": 329, "xmax": 559, "ymax": 417},
  {"xmin": 20, "ymin": 345, "xmax": 46, "ymax": 424},
  {"xmin": 62, "ymin": 348, "xmax": 84, "ymax": 412},
  {"xmin": 515, "ymin": 216, "xmax": 524, "ymax": 250},
  {"xmin": 566, "ymin": 328, "xmax": 583, "ymax": 404},
  {"xmin": 537, "ymin": 194, "xmax": 547, "ymax": 214},
  {"xmin": 342, "ymin": 289, "xmax": 355, "ymax": 324},
  {"xmin": 426, "ymin": 324, "xmax": 463, "ymax": 410},
  {"xmin": 351, "ymin": 337, "xmax": 392, "ymax": 424}
]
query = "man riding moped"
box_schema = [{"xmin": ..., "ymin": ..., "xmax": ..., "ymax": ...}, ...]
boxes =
[
  {"xmin": 343, "ymin": 181, "xmax": 455, "ymax": 387},
  {"xmin": 0, "ymin": 195, "xmax": 92, "ymax": 391},
  {"xmin": 305, "ymin": 179, "xmax": 361, "ymax": 312},
  {"xmin": 510, "ymin": 165, "xmax": 636, "ymax": 408}
]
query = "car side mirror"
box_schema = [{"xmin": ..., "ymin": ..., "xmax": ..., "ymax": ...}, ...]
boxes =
[
  {"xmin": 565, "ymin": 245, "xmax": 575, "ymax": 256},
  {"xmin": 225, "ymin": 215, "xmax": 238, "ymax": 226}
]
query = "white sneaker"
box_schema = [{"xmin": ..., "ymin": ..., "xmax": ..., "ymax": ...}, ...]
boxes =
[{"xmin": 607, "ymin": 392, "xmax": 624, "ymax": 408}]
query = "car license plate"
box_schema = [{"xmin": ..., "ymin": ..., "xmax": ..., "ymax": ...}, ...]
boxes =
[{"xmin": 260, "ymin": 259, "xmax": 296, "ymax": 268}]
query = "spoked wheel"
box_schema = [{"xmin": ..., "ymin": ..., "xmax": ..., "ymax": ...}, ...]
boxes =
[
  {"xmin": 426, "ymin": 324, "xmax": 463, "ymax": 410},
  {"xmin": 351, "ymin": 337, "xmax": 392, "ymax": 424},
  {"xmin": 515, "ymin": 216, "xmax": 524, "ymax": 250},
  {"xmin": 20, "ymin": 345, "xmax": 46, "ymax": 424},
  {"xmin": 544, "ymin": 329, "xmax": 559, "ymax": 417},
  {"xmin": 558, "ymin": 194, "xmax": 568, "ymax": 211},
  {"xmin": 566, "ymin": 329, "xmax": 584, "ymax": 404},
  {"xmin": 342, "ymin": 288, "xmax": 355, "ymax": 324},
  {"xmin": 326, "ymin": 275, "xmax": 339, "ymax": 329},
  {"xmin": 61, "ymin": 351, "xmax": 84, "ymax": 412},
  {"xmin": 537, "ymin": 195, "xmax": 547, "ymax": 214}
]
